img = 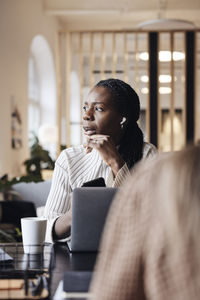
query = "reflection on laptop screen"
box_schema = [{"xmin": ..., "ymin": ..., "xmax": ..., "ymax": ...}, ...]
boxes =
[{"xmin": 67, "ymin": 187, "xmax": 117, "ymax": 252}]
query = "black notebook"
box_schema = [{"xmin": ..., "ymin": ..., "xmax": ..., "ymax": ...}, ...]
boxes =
[{"xmin": 81, "ymin": 177, "xmax": 106, "ymax": 187}]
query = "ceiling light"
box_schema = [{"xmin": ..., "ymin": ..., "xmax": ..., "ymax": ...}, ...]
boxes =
[
  {"xmin": 141, "ymin": 87, "xmax": 149, "ymax": 94},
  {"xmin": 159, "ymin": 75, "xmax": 171, "ymax": 83},
  {"xmin": 137, "ymin": 52, "xmax": 149, "ymax": 61},
  {"xmin": 159, "ymin": 87, "xmax": 171, "ymax": 94},
  {"xmin": 136, "ymin": 19, "xmax": 195, "ymax": 31},
  {"xmin": 138, "ymin": 51, "xmax": 185, "ymax": 62},
  {"xmin": 140, "ymin": 75, "xmax": 149, "ymax": 83},
  {"xmin": 141, "ymin": 86, "xmax": 172, "ymax": 94},
  {"xmin": 140, "ymin": 75, "xmax": 173, "ymax": 83},
  {"xmin": 160, "ymin": 51, "xmax": 185, "ymax": 62}
]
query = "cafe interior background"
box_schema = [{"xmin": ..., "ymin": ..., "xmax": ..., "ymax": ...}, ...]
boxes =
[{"xmin": 0, "ymin": 0, "xmax": 200, "ymax": 182}]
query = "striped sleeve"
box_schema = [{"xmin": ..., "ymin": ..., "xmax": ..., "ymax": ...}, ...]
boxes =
[
  {"xmin": 44, "ymin": 151, "xmax": 72, "ymax": 243},
  {"xmin": 106, "ymin": 163, "xmax": 130, "ymax": 187},
  {"xmin": 143, "ymin": 142, "xmax": 158, "ymax": 159}
]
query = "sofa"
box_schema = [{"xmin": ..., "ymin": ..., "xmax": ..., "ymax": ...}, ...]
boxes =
[{"xmin": 12, "ymin": 180, "xmax": 51, "ymax": 216}]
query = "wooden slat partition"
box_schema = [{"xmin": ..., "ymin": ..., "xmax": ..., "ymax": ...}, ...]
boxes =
[
  {"xmin": 55, "ymin": 29, "xmax": 199, "ymax": 154},
  {"xmin": 101, "ymin": 33, "xmax": 105, "ymax": 80},
  {"xmin": 170, "ymin": 32, "xmax": 175, "ymax": 151},
  {"xmin": 56, "ymin": 32, "xmax": 61, "ymax": 156},
  {"xmin": 112, "ymin": 33, "xmax": 116, "ymax": 78},
  {"xmin": 90, "ymin": 33, "xmax": 94, "ymax": 88},
  {"xmin": 66, "ymin": 32, "xmax": 71, "ymax": 148},
  {"xmin": 79, "ymin": 32, "xmax": 83, "ymax": 144},
  {"xmin": 146, "ymin": 32, "xmax": 150, "ymax": 142},
  {"xmin": 124, "ymin": 33, "xmax": 128, "ymax": 83}
]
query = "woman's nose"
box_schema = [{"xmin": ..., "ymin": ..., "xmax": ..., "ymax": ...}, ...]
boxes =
[{"xmin": 83, "ymin": 108, "xmax": 94, "ymax": 121}]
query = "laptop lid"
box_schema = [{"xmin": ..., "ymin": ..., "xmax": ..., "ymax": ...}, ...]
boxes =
[{"xmin": 67, "ymin": 187, "xmax": 117, "ymax": 252}]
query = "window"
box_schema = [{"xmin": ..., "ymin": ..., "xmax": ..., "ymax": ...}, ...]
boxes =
[
  {"xmin": 28, "ymin": 35, "xmax": 57, "ymax": 159},
  {"xmin": 28, "ymin": 55, "xmax": 40, "ymax": 138}
]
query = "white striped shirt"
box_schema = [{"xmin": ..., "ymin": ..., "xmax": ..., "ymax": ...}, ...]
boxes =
[{"xmin": 44, "ymin": 142, "xmax": 157, "ymax": 242}]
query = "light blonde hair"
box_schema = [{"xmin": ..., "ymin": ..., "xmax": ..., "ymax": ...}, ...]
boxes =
[
  {"xmin": 151, "ymin": 145, "xmax": 200, "ymax": 234},
  {"xmin": 133, "ymin": 144, "xmax": 200, "ymax": 273}
]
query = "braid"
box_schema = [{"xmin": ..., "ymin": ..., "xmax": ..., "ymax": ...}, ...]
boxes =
[{"xmin": 96, "ymin": 78, "xmax": 144, "ymax": 169}]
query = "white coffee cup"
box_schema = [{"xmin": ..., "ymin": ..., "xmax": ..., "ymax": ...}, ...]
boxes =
[{"xmin": 21, "ymin": 217, "xmax": 47, "ymax": 254}]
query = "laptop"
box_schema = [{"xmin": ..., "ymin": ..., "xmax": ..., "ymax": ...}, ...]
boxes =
[{"xmin": 67, "ymin": 187, "xmax": 117, "ymax": 252}]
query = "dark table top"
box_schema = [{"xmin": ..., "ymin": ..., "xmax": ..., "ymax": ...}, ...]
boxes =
[
  {"xmin": 0, "ymin": 243, "xmax": 97, "ymax": 299},
  {"xmin": 50, "ymin": 243, "xmax": 97, "ymax": 298}
]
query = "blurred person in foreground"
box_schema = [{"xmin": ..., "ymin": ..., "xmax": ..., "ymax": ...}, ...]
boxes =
[
  {"xmin": 44, "ymin": 78, "xmax": 157, "ymax": 242},
  {"xmin": 90, "ymin": 144, "xmax": 200, "ymax": 300}
]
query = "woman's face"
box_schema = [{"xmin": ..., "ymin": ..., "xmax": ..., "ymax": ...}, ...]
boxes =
[{"xmin": 82, "ymin": 86, "xmax": 123, "ymax": 144}]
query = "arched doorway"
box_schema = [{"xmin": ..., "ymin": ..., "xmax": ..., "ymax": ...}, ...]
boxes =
[{"xmin": 28, "ymin": 35, "xmax": 57, "ymax": 159}]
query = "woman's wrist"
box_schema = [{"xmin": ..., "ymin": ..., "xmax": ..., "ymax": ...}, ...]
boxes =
[
  {"xmin": 108, "ymin": 156, "xmax": 125, "ymax": 176},
  {"xmin": 53, "ymin": 212, "xmax": 71, "ymax": 240}
]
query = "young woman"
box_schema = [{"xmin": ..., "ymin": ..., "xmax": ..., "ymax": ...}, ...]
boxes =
[
  {"xmin": 90, "ymin": 144, "xmax": 200, "ymax": 300},
  {"xmin": 44, "ymin": 78, "xmax": 157, "ymax": 242}
]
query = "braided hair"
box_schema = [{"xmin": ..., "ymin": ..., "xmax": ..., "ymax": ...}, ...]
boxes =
[{"xmin": 95, "ymin": 78, "xmax": 144, "ymax": 169}]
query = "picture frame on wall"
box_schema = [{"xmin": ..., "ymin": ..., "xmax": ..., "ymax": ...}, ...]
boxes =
[{"xmin": 11, "ymin": 96, "xmax": 22, "ymax": 149}]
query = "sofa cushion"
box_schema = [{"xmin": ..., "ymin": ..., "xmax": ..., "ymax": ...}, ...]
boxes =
[{"xmin": 12, "ymin": 180, "xmax": 51, "ymax": 208}]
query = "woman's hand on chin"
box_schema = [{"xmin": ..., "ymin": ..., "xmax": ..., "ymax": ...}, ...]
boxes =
[{"xmin": 85, "ymin": 134, "xmax": 125, "ymax": 176}]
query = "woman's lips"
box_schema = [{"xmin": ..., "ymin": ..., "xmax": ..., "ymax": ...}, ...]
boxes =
[{"xmin": 83, "ymin": 127, "xmax": 96, "ymax": 136}]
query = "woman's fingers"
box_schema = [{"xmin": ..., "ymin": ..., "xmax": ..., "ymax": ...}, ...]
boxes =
[
  {"xmin": 88, "ymin": 134, "xmax": 109, "ymax": 143},
  {"xmin": 84, "ymin": 134, "xmax": 110, "ymax": 148},
  {"xmin": 88, "ymin": 136, "xmax": 109, "ymax": 148},
  {"xmin": 84, "ymin": 134, "xmax": 112, "ymax": 154},
  {"xmin": 89, "ymin": 134, "xmax": 109, "ymax": 141}
]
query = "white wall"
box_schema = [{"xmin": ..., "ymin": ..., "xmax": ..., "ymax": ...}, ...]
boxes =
[{"xmin": 0, "ymin": 0, "xmax": 60, "ymax": 177}]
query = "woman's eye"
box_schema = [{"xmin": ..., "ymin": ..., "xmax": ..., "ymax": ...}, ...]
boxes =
[
  {"xmin": 95, "ymin": 107, "xmax": 103, "ymax": 112},
  {"xmin": 83, "ymin": 106, "xmax": 87, "ymax": 111}
]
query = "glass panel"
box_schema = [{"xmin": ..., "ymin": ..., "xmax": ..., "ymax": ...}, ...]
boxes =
[
  {"xmin": 60, "ymin": 33, "xmax": 67, "ymax": 146},
  {"xmin": 93, "ymin": 33, "xmax": 102, "ymax": 85},
  {"xmin": 173, "ymin": 32, "xmax": 185, "ymax": 150},
  {"xmin": 136, "ymin": 33, "xmax": 148, "ymax": 140},
  {"xmin": 82, "ymin": 33, "xmax": 90, "ymax": 88},
  {"xmin": 70, "ymin": 71, "xmax": 81, "ymax": 124},
  {"xmin": 104, "ymin": 33, "xmax": 113, "ymax": 80},
  {"xmin": 70, "ymin": 33, "xmax": 81, "ymax": 146},
  {"xmin": 115, "ymin": 33, "xmax": 124, "ymax": 81},
  {"xmin": 196, "ymin": 32, "xmax": 200, "ymax": 141},
  {"xmin": 28, "ymin": 55, "xmax": 40, "ymax": 141},
  {"xmin": 81, "ymin": 33, "xmax": 91, "ymax": 144},
  {"xmin": 159, "ymin": 32, "xmax": 171, "ymax": 151},
  {"xmin": 159, "ymin": 32, "xmax": 185, "ymax": 151},
  {"xmin": 28, "ymin": 104, "xmax": 40, "ymax": 138},
  {"xmin": 126, "ymin": 33, "xmax": 136, "ymax": 86},
  {"xmin": 28, "ymin": 56, "xmax": 39, "ymax": 102}
]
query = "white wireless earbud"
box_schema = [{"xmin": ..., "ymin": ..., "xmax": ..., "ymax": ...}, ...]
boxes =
[{"xmin": 120, "ymin": 117, "xmax": 126, "ymax": 125}]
